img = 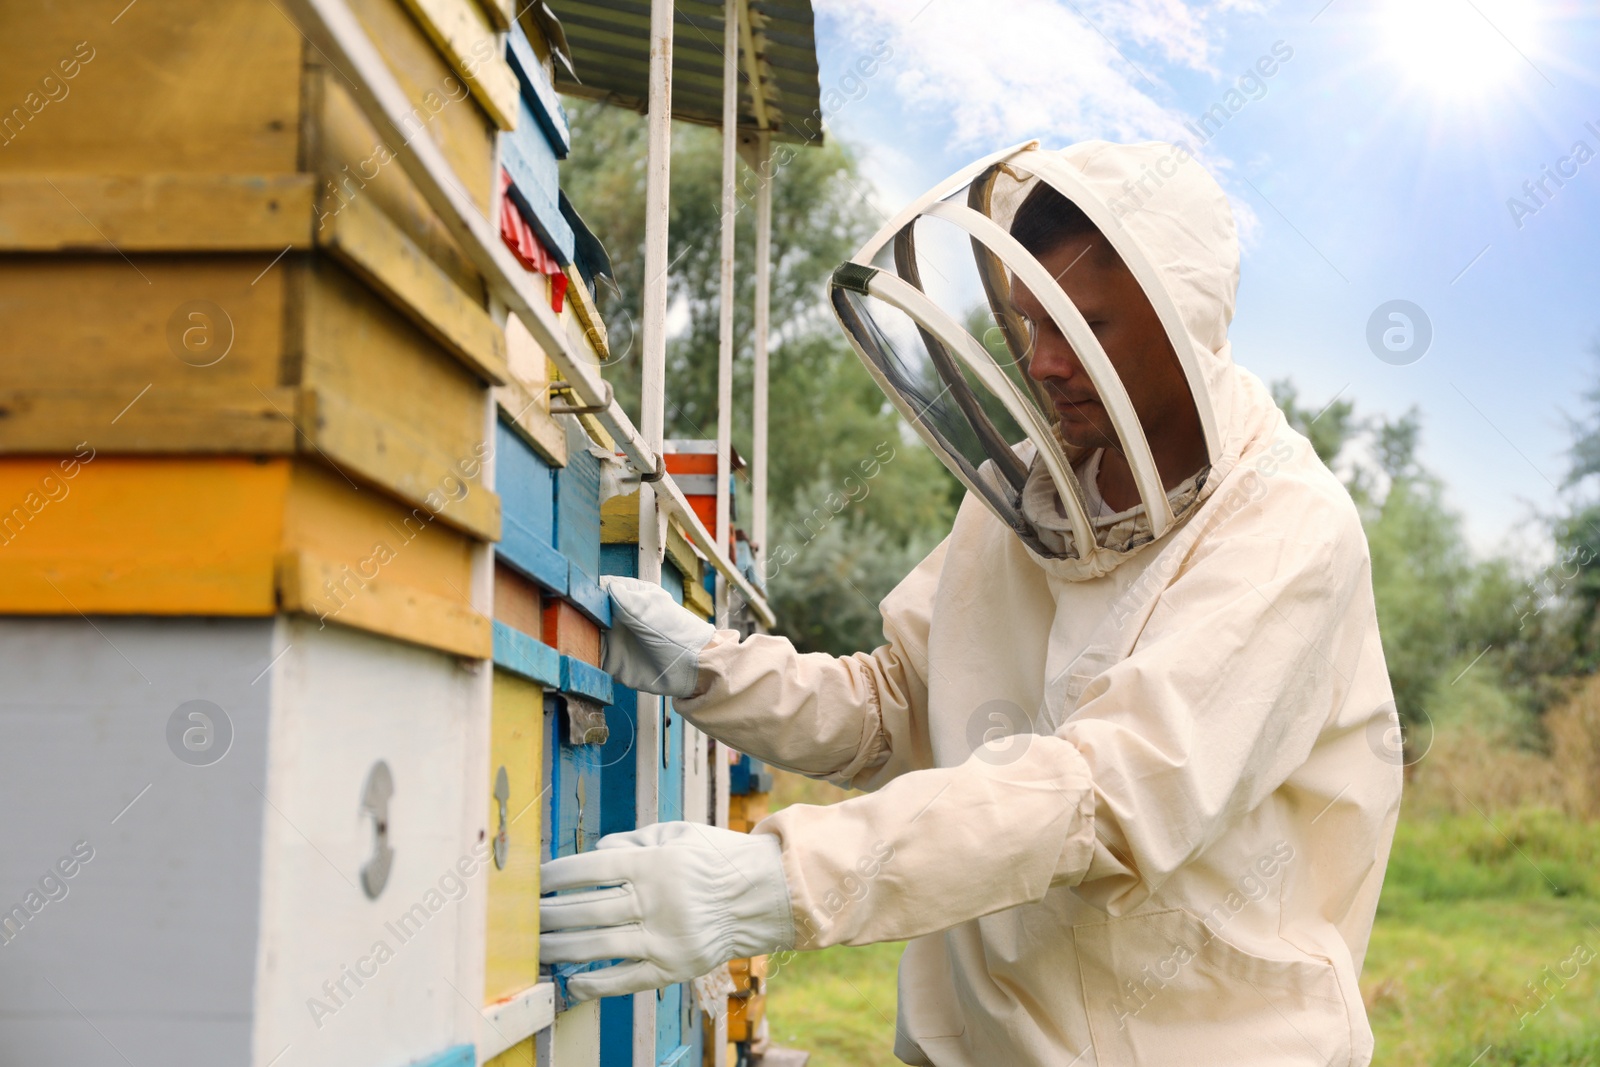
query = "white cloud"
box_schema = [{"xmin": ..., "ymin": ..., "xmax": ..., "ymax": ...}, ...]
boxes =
[
  {"xmin": 817, "ymin": 0, "xmax": 1261, "ymax": 145},
  {"xmin": 815, "ymin": 0, "xmax": 1271, "ymax": 239}
]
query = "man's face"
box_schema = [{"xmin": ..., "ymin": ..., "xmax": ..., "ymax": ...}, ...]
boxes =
[{"xmin": 1011, "ymin": 236, "xmax": 1198, "ymax": 463}]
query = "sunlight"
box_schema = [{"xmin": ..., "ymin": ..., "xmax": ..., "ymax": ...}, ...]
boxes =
[{"xmin": 1378, "ymin": 0, "xmax": 1542, "ymax": 101}]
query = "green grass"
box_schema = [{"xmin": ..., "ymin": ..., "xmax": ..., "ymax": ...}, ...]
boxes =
[
  {"xmin": 763, "ymin": 941, "xmax": 905, "ymax": 1067},
  {"xmin": 764, "ymin": 804, "xmax": 1600, "ymax": 1066}
]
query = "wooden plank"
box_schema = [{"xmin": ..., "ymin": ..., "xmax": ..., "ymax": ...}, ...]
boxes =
[
  {"xmin": 281, "ymin": 460, "xmax": 479, "ymax": 608},
  {"xmin": 576, "ymin": 409, "xmax": 615, "ymax": 453},
  {"xmin": 394, "ymin": 0, "xmax": 520, "ymax": 129},
  {"xmin": 564, "ymin": 264, "xmax": 609, "ymax": 355},
  {"xmin": 0, "ymin": 617, "xmax": 271, "ymax": 1061},
  {"xmin": 410, "ymin": 1047, "xmax": 476, "ymax": 1067},
  {"xmin": 483, "ymin": 1037, "xmax": 535, "ymax": 1067},
  {"xmin": 0, "ymin": 453, "xmax": 489, "ymax": 658},
  {"xmin": 0, "ymin": 457, "xmax": 287, "ymax": 615},
  {"xmin": 728, "ymin": 792, "xmax": 770, "ymax": 829},
  {"xmin": 496, "ymin": 315, "xmax": 568, "ymax": 467},
  {"xmin": 481, "ymin": 984, "xmax": 556, "ymax": 1063},
  {"xmin": 726, "ymin": 993, "xmax": 765, "ymax": 1043},
  {"xmin": 499, "ymin": 90, "xmax": 572, "ymax": 262},
  {"xmin": 601, "ymin": 489, "xmax": 708, "ymax": 607},
  {"xmin": 547, "ymin": 691, "xmax": 603, "ymax": 856},
  {"xmin": 303, "ymin": 387, "xmax": 501, "ymax": 542},
  {"xmin": 319, "ymin": 191, "xmax": 508, "ymax": 385},
  {"xmin": 0, "ymin": 385, "xmax": 299, "ymax": 454},
  {"xmin": 285, "ymin": 0, "xmax": 634, "ymax": 465},
  {"xmin": 600, "ymin": 489, "xmax": 642, "ymax": 544},
  {"xmin": 542, "ymin": 597, "xmax": 600, "ymax": 665},
  {"xmin": 475, "ymin": 0, "xmax": 513, "ymax": 31},
  {"xmin": 0, "ymin": 174, "xmax": 314, "ymax": 251},
  {"xmin": 277, "ymin": 548, "xmax": 492, "ymax": 658},
  {"xmin": 495, "ymin": 416, "xmax": 565, "ymax": 591},
  {"xmin": 728, "ymin": 955, "xmax": 768, "ymax": 995},
  {"xmin": 497, "ymin": 533, "xmax": 569, "ymax": 596},
  {"xmin": 555, "ymin": 419, "xmax": 602, "ymax": 579},
  {"xmin": 665, "ymin": 524, "xmax": 703, "ymax": 593},
  {"xmin": 496, "ymin": 376, "xmax": 568, "ymax": 469},
  {"xmin": 505, "ymin": 21, "xmax": 571, "ymax": 156},
  {"xmin": 562, "ymin": 296, "xmax": 608, "ymax": 383},
  {"xmin": 549, "ymin": 999, "xmax": 602, "ymax": 1062},
  {"xmin": 299, "ymin": 255, "xmax": 498, "ymax": 541},
  {"xmin": 486, "ymin": 670, "xmax": 544, "ymax": 1005},
  {"xmin": 253, "ymin": 622, "xmax": 485, "ymax": 1061},
  {"xmin": 0, "ymin": 256, "xmax": 289, "ymax": 392},
  {"xmin": 314, "ymin": 70, "xmax": 486, "ymax": 295},
  {"xmin": 682, "ymin": 565, "xmax": 714, "ymax": 621},
  {"xmin": 492, "ymin": 620, "xmax": 563, "ymax": 688},
  {"xmin": 494, "ymin": 563, "xmax": 545, "ymax": 637},
  {"xmin": 340, "ymin": 0, "xmax": 501, "ymax": 214},
  {"xmin": 565, "ymin": 564, "xmax": 611, "ymax": 627},
  {"xmin": 559, "ymin": 656, "xmax": 614, "ymax": 706},
  {"xmin": 0, "ymin": 0, "xmax": 301, "ymax": 174},
  {"xmin": 501, "ymin": 117, "xmax": 575, "ymax": 261}
]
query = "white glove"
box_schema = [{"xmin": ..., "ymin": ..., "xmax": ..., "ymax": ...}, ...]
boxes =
[
  {"xmin": 539, "ymin": 822, "xmax": 795, "ymax": 1002},
  {"xmin": 601, "ymin": 575, "xmax": 717, "ymax": 698}
]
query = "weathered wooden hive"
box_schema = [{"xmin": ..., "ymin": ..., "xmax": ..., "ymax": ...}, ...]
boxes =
[{"xmin": 0, "ymin": 0, "xmax": 816, "ymax": 1065}]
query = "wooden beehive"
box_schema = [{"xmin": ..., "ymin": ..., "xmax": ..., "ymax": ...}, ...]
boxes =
[
  {"xmin": 0, "ymin": 2, "xmax": 634, "ymax": 1065},
  {"xmin": 0, "ymin": 1, "xmax": 787, "ymax": 1064}
]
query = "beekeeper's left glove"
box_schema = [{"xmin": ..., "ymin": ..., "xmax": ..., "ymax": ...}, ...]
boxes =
[
  {"xmin": 600, "ymin": 575, "xmax": 717, "ymax": 699},
  {"xmin": 539, "ymin": 822, "xmax": 795, "ymax": 1001}
]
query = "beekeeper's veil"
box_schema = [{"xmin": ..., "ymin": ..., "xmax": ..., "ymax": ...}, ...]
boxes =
[{"xmin": 830, "ymin": 140, "xmax": 1243, "ymax": 576}]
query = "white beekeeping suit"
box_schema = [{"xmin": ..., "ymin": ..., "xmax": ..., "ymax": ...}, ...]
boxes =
[{"xmin": 549, "ymin": 140, "xmax": 1401, "ymax": 1067}]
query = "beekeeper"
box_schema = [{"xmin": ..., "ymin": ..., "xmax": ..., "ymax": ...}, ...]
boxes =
[{"xmin": 540, "ymin": 140, "xmax": 1402, "ymax": 1067}]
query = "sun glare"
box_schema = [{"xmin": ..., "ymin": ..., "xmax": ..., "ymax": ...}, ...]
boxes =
[{"xmin": 1379, "ymin": 0, "xmax": 1542, "ymax": 101}]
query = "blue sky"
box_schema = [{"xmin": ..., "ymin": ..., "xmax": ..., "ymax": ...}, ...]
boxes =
[{"xmin": 809, "ymin": 0, "xmax": 1600, "ymax": 555}]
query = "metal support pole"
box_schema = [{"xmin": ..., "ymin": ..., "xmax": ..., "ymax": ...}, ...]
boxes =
[
  {"xmin": 715, "ymin": 0, "xmax": 738, "ymax": 630},
  {"xmin": 711, "ymin": 8, "xmax": 739, "ymax": 1058},
  {"xmin": 752, "ymin": 130, "xmax": 772, "ymax": 584},
  {"xmin": 636, "ymin": 0, "xmax": 673, "ymax": 1060}
]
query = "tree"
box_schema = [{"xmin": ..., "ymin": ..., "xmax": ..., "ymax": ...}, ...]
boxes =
[
  {"xmin": 1271, "ymin": 387, "xmax": 1540, "ymax": 738},
  {"xmin": 1553, "ymin": 341, "xmax": 1600, "ymax": 672},
  {"xmin": 1363, "ymin": 468, "xmax": 1478, "ymax": 732}
]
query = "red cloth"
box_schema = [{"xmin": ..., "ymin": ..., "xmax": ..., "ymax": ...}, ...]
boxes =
[{"xmin": 499, "ymin": 169, "xmax": 568, "ymax": 313}]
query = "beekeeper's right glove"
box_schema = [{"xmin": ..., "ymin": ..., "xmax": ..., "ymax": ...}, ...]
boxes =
[
  {"xmin": 539, "ymin": 821, "xmax": 795, "ymax": 1001},
  {"xmin": 600, "ymin": 575, "xmax": 717, "ymax": 699}
]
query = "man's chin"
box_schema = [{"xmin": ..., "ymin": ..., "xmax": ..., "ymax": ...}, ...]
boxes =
[{"xmin": 1050, "ymin": 421, "xmax": 1114, "ymax": 454}]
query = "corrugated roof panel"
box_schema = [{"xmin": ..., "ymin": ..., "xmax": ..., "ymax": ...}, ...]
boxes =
[{"xmin": 545, "ymin": 0, "xmax": 823, "ymax": 145}]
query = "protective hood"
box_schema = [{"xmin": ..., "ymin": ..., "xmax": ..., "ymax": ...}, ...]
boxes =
[{"xmin": 830, "ymin": 140, "xmax": 1249, "ymax": 580}]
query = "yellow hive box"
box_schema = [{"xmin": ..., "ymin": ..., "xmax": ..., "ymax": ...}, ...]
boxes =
[
  {"xmin": 0, "ymin": 455, "xmax": 490, "ymax": 657},
  {"xmin": 0, "ymin": 0, "xmax": 521, "ymax": 546},
  {"xmin": 485, "ymin": 669, "xmax": 544, "ymax": 1004}
]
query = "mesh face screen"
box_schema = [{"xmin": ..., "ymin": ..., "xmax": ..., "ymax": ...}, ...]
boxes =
[{"xmin": 829, "ymin": 151, "xmax": 1206, "ymax": 561}]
